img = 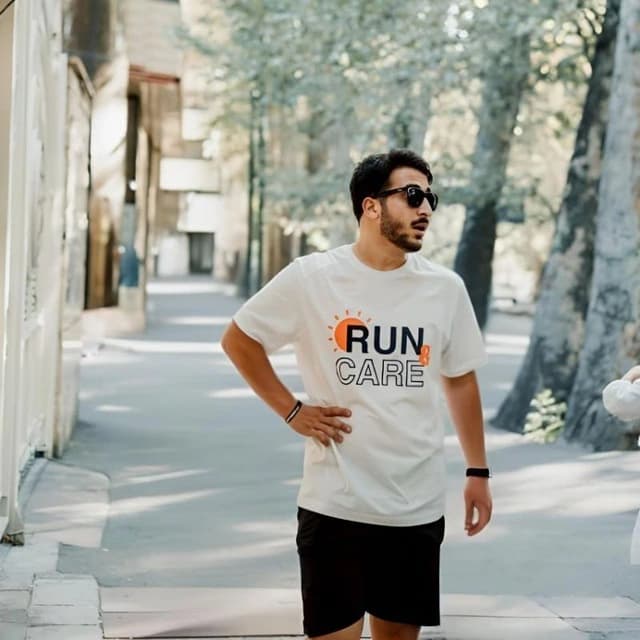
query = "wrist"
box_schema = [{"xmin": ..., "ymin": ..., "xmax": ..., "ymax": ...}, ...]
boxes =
[
  {"xmin": 273, "ymin": 394, "xmax": 298, "ymax": 420},
  {"xmin": 284, "ymin": 399, "xmax": 303, "ymax": 423}
]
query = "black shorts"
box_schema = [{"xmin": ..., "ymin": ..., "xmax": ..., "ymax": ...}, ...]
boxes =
[{"xmin": 296, "ymin": 507, "xmax": 445, "ymax": 638}]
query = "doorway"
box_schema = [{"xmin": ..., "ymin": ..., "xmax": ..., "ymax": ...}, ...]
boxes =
[{"xmin": 188, "ymin": 232, "xmax": 214, "ymax": 274}]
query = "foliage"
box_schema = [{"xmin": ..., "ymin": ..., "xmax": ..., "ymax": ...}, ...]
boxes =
[
  {"xmin": 524, "ymin": 389, "xmax": 567, "ymax": 443},
  {"xmin": 179, "ymin": 0, "xmax": 610, "ymax": 270}
]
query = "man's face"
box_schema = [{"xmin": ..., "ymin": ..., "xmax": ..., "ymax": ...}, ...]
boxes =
[{"xmin": 378, "ymin": 167, "xmax": 433, "ymax": 253}]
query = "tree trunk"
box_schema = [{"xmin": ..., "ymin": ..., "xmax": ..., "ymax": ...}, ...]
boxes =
[
  {"xmin": 563, "ymin": 0, "xmax": 640, "ymax": 450},
  {"xmin": 241, "ymin": 93, "xmax": 256, "ymax": 298},
  {"xmin": 389, "ymin": 102, "xmax": 413, "ymax": 149},
  {"xmin": 491, "ymin": 0, "xmax": 620, "ymax": 433},
  {"xmin": 453, "ymin": 35, "xmax": 530, "ymax": 329},
  {"xmin": 388, "ymin": 82, "xmax": 432, "ymax": 152},
  {"xmin": 306, "ymin": 108, "xmax": 328, "ymax": 175},
  {"xmin": 256, "ymin": 98, "xmax": 267, "ymax": 287}
]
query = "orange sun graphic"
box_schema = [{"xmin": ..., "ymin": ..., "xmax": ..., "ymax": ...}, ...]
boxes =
[{"xmin": 328, "ymin": 310, "xmax": 372, "ymax": 352}]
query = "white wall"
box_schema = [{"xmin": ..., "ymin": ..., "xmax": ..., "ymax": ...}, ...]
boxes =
[
  {"xmin": 0, "ymin": 0, "xmax": 16, "ymax": 537},
  {"xmin": 0, "ymin": 0, "xmax": 77, "ymax": 539},
  {"xmin": 54, "ymin": 60, "xmax": 93, "ymax": 456},
  {"xmin": 157, "ymin": 233, "xmax": 190, "ymax": 276},
  {"xmin": 177, "ymin": 192, "xmax": 224, "ymax": 233}
]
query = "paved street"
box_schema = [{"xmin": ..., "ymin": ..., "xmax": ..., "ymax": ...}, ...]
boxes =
[{"xmin": 2, "ymin": 275, "xmax": 640, "ymax": 639}]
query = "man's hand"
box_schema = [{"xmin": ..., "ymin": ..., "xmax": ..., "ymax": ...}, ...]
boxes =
[
  {"xmin": 622, "ymin": 365, "xmax": 640, "ymax": 383},
  {"xmin": 289, "ymin": 405, "xmax": 352, "ymax": 446},
  {"xmin": 464, "ymin": 477, "xmax": 492, "ymax": 536}
]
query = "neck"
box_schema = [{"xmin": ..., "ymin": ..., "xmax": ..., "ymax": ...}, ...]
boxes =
[{"xmin": 352, "ymin": 238, "xmax": 407, "ymax": 271}]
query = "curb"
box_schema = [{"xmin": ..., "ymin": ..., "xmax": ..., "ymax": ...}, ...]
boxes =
[{"xmin": 18, "ymin": 458, "xmax": 48, "ymax": 515}]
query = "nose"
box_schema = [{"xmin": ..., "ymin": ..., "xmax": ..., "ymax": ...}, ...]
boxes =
[{"xmin": 418, "ymin": 203, "xmax": 433, "ymax": 217}]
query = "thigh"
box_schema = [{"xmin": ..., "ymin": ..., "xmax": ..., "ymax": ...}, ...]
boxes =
[
  {"xmin": 297, "ymin": 508, "xmax": 366, "ymax": 638},
  {"xmin": 364, "ymin": 516, "xmax": 445, "ymax": 628}
]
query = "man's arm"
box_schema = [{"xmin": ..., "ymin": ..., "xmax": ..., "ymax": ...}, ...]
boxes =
[
  {"xmin": 441, "ymin": 371, "xmax": 492, "ymax": 537},
  {"xmin": 221, "ymin": 321, "xmax": 351, "ymax": 446}
]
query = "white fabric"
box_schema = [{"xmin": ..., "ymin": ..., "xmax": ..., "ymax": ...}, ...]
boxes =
[
  {"xmin": 632, "ymin": 510, "xmax": 640, "ymax": 565},
  {"xmin": 233, "ymin": 244, "xmax": 488, "ymax": 526},
  {"xmin": 601, "ymin": 376, "xmax": 640, "ymax": 564},
  {"xmin": 602, "ymin": 379, "xmax": 640, "ymax": 422}
]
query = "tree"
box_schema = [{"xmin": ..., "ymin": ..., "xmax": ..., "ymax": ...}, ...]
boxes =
[
  {"xmin": 184, "ymin": 0, "xmax": 603, "ymax": 296},
  {"xmin": 184, "ymin": 0, "xmax": 459, "ymax": 276},
  {"xmin": 492, "ymin": 0, "xmax": 620, "ymax": 434},
  {"xmin": 453, "ymin": 31, "xmax": 531, "ymax": 329},
  {"xmin": 451, "ymin": 0, "xmax": 608, "ymax": 329},
  {"xmin": 563, "ymin": 0, "xmax": 640, "ymax": 450}
]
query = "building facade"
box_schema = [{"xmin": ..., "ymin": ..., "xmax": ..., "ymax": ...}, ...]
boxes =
[
  {"xmin": 0, "ymin": 0, "xmax": 93, "ymax": 540},
  {"xmin": 0, "ymin": 0, "xmax": 230, "ymax": 541}
]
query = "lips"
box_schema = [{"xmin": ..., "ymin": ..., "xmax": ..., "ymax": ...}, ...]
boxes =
[{"xmin": 412, "ymin": 222, "xmax": 428, "ymax": 231}]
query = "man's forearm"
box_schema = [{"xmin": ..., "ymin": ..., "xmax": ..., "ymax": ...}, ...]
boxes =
[
  {"xmin": 441, "ymin": 371, "xmax": 488, "ymax": 467},
  {"xmin": 221, "ymin": 321, "xmax": 296, "ymax": 419}
]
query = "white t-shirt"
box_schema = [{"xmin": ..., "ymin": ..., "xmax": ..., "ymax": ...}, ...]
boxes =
[
  {"xmin": 602, "ymin": 379, "xmax": 640, "ymax": 422},
  {"xmin": 233, "ymin": 244, "xmax": 488, "ymax": 526}
]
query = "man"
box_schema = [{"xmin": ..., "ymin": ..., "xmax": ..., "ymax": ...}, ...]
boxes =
[{"xmin": 221, "ymin": 149, "xmax": 492, "ymax": 640}]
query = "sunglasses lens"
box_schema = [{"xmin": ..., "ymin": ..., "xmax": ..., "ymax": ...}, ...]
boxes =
[
  {"xmin": 406, "ymin": 187, "xmax": 424, "ymax": 208},
  {"xmin": 406, "ymin": 187, "xmax": 438, "ymax": 210}
]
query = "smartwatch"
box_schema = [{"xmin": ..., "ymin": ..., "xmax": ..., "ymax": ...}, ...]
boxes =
[{"xmin": 466, "ymin": 467, "xmax": 491, "ymax": 478}]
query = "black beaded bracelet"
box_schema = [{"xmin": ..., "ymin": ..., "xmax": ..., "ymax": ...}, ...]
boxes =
[
  {"xmin": 466, "ymin": 467, "xmax": 491, "ymax": 478},
  {"xmin": 285, "ymin": 400, "xmax": 303, "ymax": 424}
]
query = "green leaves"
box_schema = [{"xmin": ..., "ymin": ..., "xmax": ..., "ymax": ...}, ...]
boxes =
[
  {"xmin": 524, "ymin": 389, "xmax": 568, "ymax": 443},
  {"xmin": 177, "ymin": 0, "xmax": 605, "ymax": 247}
]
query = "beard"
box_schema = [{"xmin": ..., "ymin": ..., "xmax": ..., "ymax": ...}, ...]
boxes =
[{"xmin": 380, "ymin": 203, "xmax": 423, "ymax": 252}]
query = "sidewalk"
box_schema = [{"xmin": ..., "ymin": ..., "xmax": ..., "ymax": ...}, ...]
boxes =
[
  {"xmin": 3, "ymin": 459, "xmax": 640, "ymax": 639},
  {"xmin": 0, "ymin": 461, "xmax": 103, "ymax": 640},
  {"xmin": 1, "ymin": 276, "xmax": 639, "ymax": 639}
]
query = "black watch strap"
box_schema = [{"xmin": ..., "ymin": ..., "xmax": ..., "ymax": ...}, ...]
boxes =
[{"xmin": 466, "ymin": 467, "xmax": 491, "ymax": 478}]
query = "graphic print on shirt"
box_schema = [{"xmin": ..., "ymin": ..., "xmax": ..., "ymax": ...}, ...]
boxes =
[{"xmin": 328, "ymin": 310, "xmax": 431, "ymax": 387}]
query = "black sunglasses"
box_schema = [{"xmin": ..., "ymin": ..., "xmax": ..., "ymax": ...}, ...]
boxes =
[{"xmin": 376, "ymin": 184, "xmax": 439, "ymax": 211}]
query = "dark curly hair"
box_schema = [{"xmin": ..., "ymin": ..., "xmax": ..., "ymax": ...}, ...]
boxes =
[{"xmin": 349, "ymin": 149, "xmax": 433, "ymax": 223}]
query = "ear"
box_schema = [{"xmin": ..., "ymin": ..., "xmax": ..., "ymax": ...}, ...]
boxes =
[{"xmin": 361, "ymin": 196, "xmax": 380, "ymax": 221}]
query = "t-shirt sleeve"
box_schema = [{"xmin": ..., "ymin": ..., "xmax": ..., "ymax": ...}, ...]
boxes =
[
  {"xmin": 440, "ymin": 276, "xmax": 488, "ymax": 377},
  {"xmin": 233, "ymin": 260, "xmax": 301, "ymax": 354},
  {"xmin": 602, "ymin": 379, "xmax": 640, "ymax": 421}
]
